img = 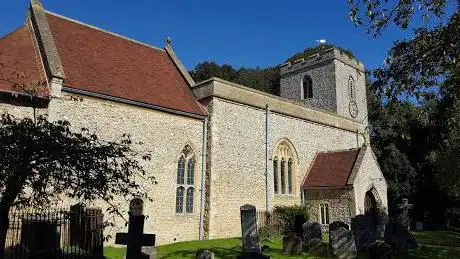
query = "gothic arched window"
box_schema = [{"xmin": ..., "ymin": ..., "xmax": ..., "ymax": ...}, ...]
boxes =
[
  {"xmin": 288, "ymin": 159, "xmax": 293, "ymax": 194},
  {"xmin": 186, "ymin": 187, "xmax": 194, "ymax": 213},
  {"xmin": 273, "ymin": 158, "xmax": 279, "ymax": 193},
  {"xmin": 281, "ymin": 159, "xmax": 286, "ymax": 194},
  {"xmin": 348, "ymin": 76, "xmax": 356, "ymax": 101},
  {"xmin": 272, "ymin": 139, "xmax": 297, "ymax": 196},
  {"xmin": 303, "ymin": 75, "xmax": 313, "ymax": 99},
  {"xmin": 176, "ymin": 145, "xmax": 196, "ymax": 213}
]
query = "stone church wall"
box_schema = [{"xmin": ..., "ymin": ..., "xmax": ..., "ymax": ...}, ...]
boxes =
[
  {"xmin": 304, "ymin": 188, "xmax": 354, "ymax": 226},
  {"xmin": 1, "ymin": 94, "xmax": 205, "ymax": 245},
  {"xmin": 206, "ymin": 97, "xmax": 364, "ymax": 239},
  {"xmin": 353, "ymin": 147, "xmax": 388, "ymax": 215}
]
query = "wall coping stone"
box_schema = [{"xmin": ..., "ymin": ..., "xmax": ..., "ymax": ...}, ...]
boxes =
[{"xmin": 193, "ymin": 77, "xmax": 366, "ymax": 134}]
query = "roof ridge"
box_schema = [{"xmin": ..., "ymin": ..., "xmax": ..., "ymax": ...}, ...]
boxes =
[
  {"xmin": 44, "ymin": 10, "xmax": 166, "ymax": 53},
  {"xmin": 319, "ymin": 148, "xmax": 360, "ymax": 153}
]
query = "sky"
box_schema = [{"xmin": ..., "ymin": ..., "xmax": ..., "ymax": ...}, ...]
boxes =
[{"xmin": 0, "ymin": 0, "xmax": 415, "ymax": 72}]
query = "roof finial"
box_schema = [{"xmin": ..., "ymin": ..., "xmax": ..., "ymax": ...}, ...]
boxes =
[
  {"xmin": 30, "ymin": 0, "xmax": 43, "ymax": 8},
  {"xmin": 165, "ymin": 36, "xmax": 172, "ymax": 48}
]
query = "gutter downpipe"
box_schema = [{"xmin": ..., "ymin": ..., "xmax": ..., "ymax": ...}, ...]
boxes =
[
  {"xmin": 265, "ymin": 104, "xmax": 270, "ymax": 212},
  {"xmin": 199, "ymin": 117, "xmax": 208, "ymax": 240}
]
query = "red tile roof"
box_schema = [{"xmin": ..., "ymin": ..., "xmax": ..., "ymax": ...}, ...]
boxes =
[
  {"xmin": 0, "ymin": 25, "xmax": 45, "ymax": 94},
  {"xmin": 302, "ymin": 149, "xmax": 360, "ymax": 188},
  {"xmin": 44, "ymin": 12, "xmax": 206, "ymax": 116}
]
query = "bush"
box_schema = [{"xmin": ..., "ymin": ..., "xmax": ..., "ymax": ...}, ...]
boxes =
[{"xmin": 273, "ymin": 205, "xmax": 309, "ymax": 236}]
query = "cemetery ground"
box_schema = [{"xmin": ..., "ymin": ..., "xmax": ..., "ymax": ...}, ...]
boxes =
[{"xmin": 103, "ymin": 229, "xmax": 460, "ymax": 259}]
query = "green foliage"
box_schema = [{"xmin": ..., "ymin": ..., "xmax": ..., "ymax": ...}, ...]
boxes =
[
  {"xmin": 273, "ymin": 205, "xmax": 308, "ymax": 235},
  {"xmin": 348, "ymin": 0, "xmax": 454, "ymax": 36},
  {"xmin": 189, "ymin": 62, "xmax": 280, "ymax": 95},
  {"xmin": 189, "ymin": 44, "xmax": 353, "ymax": 96}
]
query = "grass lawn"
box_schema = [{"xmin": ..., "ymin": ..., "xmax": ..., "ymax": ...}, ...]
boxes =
[{"xmin": 104, "ymin": 230, "xmax": 460, "ymax": 259}]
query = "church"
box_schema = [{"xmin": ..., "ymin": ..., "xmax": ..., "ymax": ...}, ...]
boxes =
[{"xmin": 0, "ymin": 1, "xmax": 388, "ymax": 245}]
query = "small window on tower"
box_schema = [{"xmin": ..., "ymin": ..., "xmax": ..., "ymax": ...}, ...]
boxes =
[
  {"xmin": 348, "ymin": 76, "xmax": 356, "ymax": 101},
  {"xmin": 303, "ymin": 75, "xmax": 313, "ymax": 99}
]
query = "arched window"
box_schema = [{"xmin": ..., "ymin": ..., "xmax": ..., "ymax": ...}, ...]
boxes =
[
  {"xmin": 281, "ymin": 159, "xmax": 286, "ymax": 194},
  {"xmin": 273, "ymin": 139, "xmax": 297, "ymax": 196},
  {"xmin": 187, "ymin": 158, "xmax": 195, "ymax": 185},
  {"xmin": 176, "ymin": 187, "xmax": 185, "ymax": 213},
  {"xmin": 288, "ymin": 159, "xmax": 293, "ymax": 194},
  {"xmin": 177, "ymin": 157, "xmax": 185, "ymax": 184},
  {"xmin": 303, "ymin": 75, "xmax": 313, "ymax": 99},
  {"xmin": 348, "ymin": 76, "xmax": 356, "ymax": 101},
  {"xmin": 273, "ymin": 158, "xmax": 279, "ymax": 194},
  {"xmin": 186, "ymin": 187, "xmax": 194, "ymax": 213},
  {"xmin": 176, "ymin": 145, "xmax": 196, "ymax": 214}
]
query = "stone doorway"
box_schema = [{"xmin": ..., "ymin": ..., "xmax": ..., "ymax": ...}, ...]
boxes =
[{"xmin": 364, "ymin": 188, "xmax": 386, "ymax": 238}]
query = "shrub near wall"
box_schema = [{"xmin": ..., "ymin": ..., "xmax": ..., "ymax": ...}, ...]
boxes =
[{"xmin": 258, "ymin": 206, "xmax": 309, "ymax": 239}]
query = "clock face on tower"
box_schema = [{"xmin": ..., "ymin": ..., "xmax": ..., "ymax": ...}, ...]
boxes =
[{"xmin": 349, "ymin": 101, "xmax": 358, "ymax": 118}]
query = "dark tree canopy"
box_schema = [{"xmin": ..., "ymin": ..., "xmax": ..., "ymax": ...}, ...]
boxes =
[
  {"xmin": 189, "ymin": 44, "xmax": 352, "ymax": 95},
  {"xmin": 0, "ymin": 114, "xmax": 154, "ymax": 257}
]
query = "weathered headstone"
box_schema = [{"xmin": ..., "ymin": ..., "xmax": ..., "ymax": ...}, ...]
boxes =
[
  {"xmin": 368, "ymin": 241, "xmax": 395, "ymax": 259},
  {"xmin": 115, "ymin": 198, "xmax": 156, "ymax": 259},
  {"xmin": 240, "ymin": 204, "xmax": 260, "ymax": 253},
  {"xmin": 20, "ymin": 215, "xmax": 62, "ymax": 258},
  {"xmin": 329, "ymin": 227, "xmax": 357, "ymax": 259},
  {"xmin": 302, "ymin": 221, "xmax": 322, "ymax": 243},
  {"xmin": 415, "ymin": 222, "xmax": 423, "ymax": 231},
  {"xmin": 307, "ymin": 238, "xmax": 330, "ymax": 257},
  {"xmin": 395, "ymin": 198, "xmax": 413, "ymax": 230},
  {"xmin": 384, "ymin": 223, "xmax": 411, "ymax": 256},
  {"xmin": 196, "ymin": 249, "xmax": 214, "ymax": 259},
  {"xmin": 282, "ymin": 234, "xmax": 302, "ymax": 255},
  {"xmin": 329, "ymin": 221, "xmax": 350, "ymax": 232},
  {"xmin": 351, "ymin": 215, "xmax": 376, "ymax": 251}
]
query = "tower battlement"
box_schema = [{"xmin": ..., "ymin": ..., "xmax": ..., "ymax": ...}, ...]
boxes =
[{"xmin": 280, "ymin": 48, "xmax": 364, "ymax": 76}]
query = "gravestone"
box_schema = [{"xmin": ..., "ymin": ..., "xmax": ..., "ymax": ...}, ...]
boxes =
[
  {"xmin": 415, "ymin": 222, "xmax": 423, "ymax": 231},
  {"xmin": 307, "ymin": 238, "xmax": 329, "ymax": 257},
  {"xmin": 115, "ymin": 198, "xmax": 156, "ymax": 259},
  {"xmin": 384, "ymin": 223, "xmax": 413, "ymax": 256},
  {"xmin": 395, "ymin": 198, "xmax": 413, "ymax": 230},
  {"xmin": 282, "ymin": 234, "xmax": 302, "ymax": 255},
  {"xmin": 329, "ymin": 221, "xmax": 350, "ymax": 232},
  {"xmin": 302, "ymin": 221, "xmax": 322, "ymax": 243},
  {"xmin": 351, "ymin": 215, "xmax": 376, "ymax": 251},
  {"xmin": 196, "ymin": 249, "xmax": 214, "ymax": 259},
  {"xmin": 20, "ymin": 215, "xmax": 62, "ymax": 258},
  {"xmin": 368, "ymin": 241, "xmax": 395, "ymax": 259},
  {"xmin": 240, "ymin": 204, "xmax": 260, "ymax": 253},
  {"xmin": 329, "ymin": 227, "xmax": 357, "ymax": 259}
]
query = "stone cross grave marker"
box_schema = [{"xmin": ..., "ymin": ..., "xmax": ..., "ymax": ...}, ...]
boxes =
[
  {"xmin": 115, "ymin": 198, "xmax": 156, "ymax": 259},
  {"xmin": 396, "ymin": 198, "xmax": 413, "ymax": 230},
  {"xmin": 240, "ymin": 204, "xmax": 260, "ymax": 253}
]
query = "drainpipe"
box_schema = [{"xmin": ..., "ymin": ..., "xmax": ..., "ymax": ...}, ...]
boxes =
[
  {"xmin": 198, "ymin": 117, "xmax": 208, "ymax": 240},
  {"xmin": 265, "ymin": 104, "xmax": 271, "ymax": 212}
]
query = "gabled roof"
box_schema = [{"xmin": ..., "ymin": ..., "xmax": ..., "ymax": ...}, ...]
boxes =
[
  {"xmin": 0, "ymin": 2, "xmax": 207, "ymax": 117},
  {"xmin": 0, "ymin": 25, "xmax": 46, "ymax": 94},
  {"xmin": 45, "ymin": 12, "xmax": 206, "ymax": 116},
  {"xmin": 302, "ymin": 148, "xmax": 361, "ymax": 188}
]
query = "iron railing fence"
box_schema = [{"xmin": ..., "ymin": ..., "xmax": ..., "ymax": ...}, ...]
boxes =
[{"xmin": 5, "ymin": 206, "xmax": 103, "ymax": 259}]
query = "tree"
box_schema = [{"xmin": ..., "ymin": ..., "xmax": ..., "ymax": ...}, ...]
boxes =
[
  {"xmin": 0, "ymin": 114, "xmax": 154, "ymax": 258},
  {"xmin": 348, "ymin": 0, "xmax": 459, "ymax": 100}
]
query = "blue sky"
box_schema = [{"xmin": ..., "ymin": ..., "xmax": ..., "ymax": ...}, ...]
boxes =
[{"xmin": 0, "ymin": 0, "xmax": 414, "ymax": 71}]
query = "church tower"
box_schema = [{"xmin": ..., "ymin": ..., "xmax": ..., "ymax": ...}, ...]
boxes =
[{"xmin": 279, "ymin": 48, "xmax": 367, "ymax": 123}]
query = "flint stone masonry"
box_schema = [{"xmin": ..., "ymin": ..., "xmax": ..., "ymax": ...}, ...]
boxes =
[
  {"xmin": 3, "ymin": 95, "xmax": 205, "ymax": 245},
  {"xmin": 279, "ymin": 48, "xmax": 367, "ymax": 123},
  {"xmin": 202, "ymin": 96, "xmax": 364, "ymax": 239},
  {"xmin": 305, "ymin": 188, "xmax": 354, "ymax": 226}
]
